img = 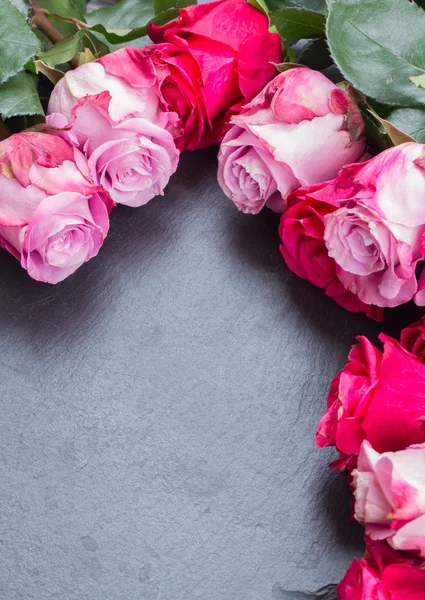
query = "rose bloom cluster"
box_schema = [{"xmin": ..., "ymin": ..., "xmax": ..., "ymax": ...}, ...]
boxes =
[
  {"xmin": 218, "ymin": 66, "xmax": 425, "ymax": 316},
  {"xmin": 0, "ymin": 0, "xmax": 281, "ymax": 283},
  {"xmin": 316, "ymin": 318, "xmax": 425, "ymax": 597}
]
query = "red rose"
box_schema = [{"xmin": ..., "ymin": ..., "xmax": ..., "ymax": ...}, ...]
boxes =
[
  {"xmin": 278, "ymin": 184, "xmax": 383, "ymax": 321},
  {"xmin": 338, "ymin": 537, "xmax": 425, "ymax": 600},
  {"xmin": 401, "ymin": 316, "xmax": 425, "ymax": 362},
  {"xmin": 316, "ymin": 334, "xmax": 425, "ymax": 470},
  {"xmin": 147, "ymin": 0, "xmax": 282, "ymax": 150}
]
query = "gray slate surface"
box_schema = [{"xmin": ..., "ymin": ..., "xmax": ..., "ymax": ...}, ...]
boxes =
[{"xmin": 0, "ymin": 148, "xmax": 419, "ymax": 600}]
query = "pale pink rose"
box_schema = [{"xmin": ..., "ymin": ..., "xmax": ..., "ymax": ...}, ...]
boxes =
[
  {"xmin": 48, "ymin": 92, "xmax": 179, "ymax": 207},
  {"xmin": 323, "ymin": 143, "xmax": 425, "ymax": 308},
  {"xmin": 0, "ymin": 132, "xmax": 112, "ymax": 284},
  {"xmin": 353, "ymin": 441, "xmax": 425, "ymax": 556},
  {"xmin": 217, "ymin": 68, "xmax": 366, "ymax": 215}
]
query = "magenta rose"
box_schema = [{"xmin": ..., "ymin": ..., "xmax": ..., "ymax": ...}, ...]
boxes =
[
  {"xmin": 338, "ymin": 537, "xmax": 425, "ymax": 600},
  {"xmin": 48, "ymin": 92, "xmax": 179, "ymax": 207},
  {"xmin": 278, "ymin": 183, "xmax": 383, "ymax": 321},
  {"xmin": 316, "ymin": 334, "xmax": 425, "ymax": 470},
  {"xmin": 147, "ymin": 0, "xmax": 282, "ymax": 150},
  {"xmin": 0, "ymin": 132, "xmax": 112, "ymax": 284},
  {"xmin": 353, "ymin": 441, "xmax": 425, "ymax": 556},
  {"xmin": 322, "ymin": 143, "xmax": 425, "ymax": 308},
  {"xmin": 218, "ymin": 68, "xmax": 366, "ymax": 214}
]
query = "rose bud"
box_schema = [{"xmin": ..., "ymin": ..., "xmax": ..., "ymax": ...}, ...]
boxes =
[
  {"xmin": 338, "ymin": 537, "xmax": 425, "ymax": 600},
  {"xmin": 0, "ymin": 132, "xmax": 112, "ymax": 284},
  {"xmin": 278, "ymin": 183, "xmax": 383, "ymax": 321},
  {"xmin": 316, "ymin": 334, "xmax": 425, "ymax": 470},
  {"xmin": 352, "ymin": 441, "xmax": 425, "ymax": 556},
  {"xmin": 148, "ymin": 0, "xmax": 282, "ymax": 150},
  {"xmin": 48, "ymin": 92, "xmax": 179, "ymax": 207},
  {"xmin": 322, "ymin": 143, "xmax": 425, "ymax": 308},
  {"xmin": 217, "ymin": 68, "xmax": 366, "ymax": 215}
]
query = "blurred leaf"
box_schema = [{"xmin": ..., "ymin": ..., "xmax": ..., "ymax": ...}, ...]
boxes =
[
  {"xmin": 71, "ymin": 0, "xmax": 85, "ymax": 16},
  {"xmin": 36, "ymin": 31, "xmax": 84, "ymax": 67},
  {"xmin": 326, "ymin": 0, "xmax": 425, "ymax": 107},
  {"xmin": 37, "ymin": 0, "xmax": 86, "ymax": 35},
  {"xmin": 298, "ymin": 38, "xmax": 332, "ymax": 70},
  {"xmin": 386, "ymin": 108, "xmax": 425, "ymax": 143},
  {"xmin": 0, "ymin": 70, "xmax": 43, "ymax": 117},
  {"xmin": 0, "ymin": 0, "xmax": 41, "ymax": 84},
  {"xmin": 9, "ymin": 0, "xmax": 29, "ymax": 16},
  {"xmin": 268, "ymin": 0, "xmax": 326, "ymax": 14},
  {"xmin": 154, "ymin": 0, "xmax": 196, "ymax": 13},
  {"xmin": 270, "ymin": 7, "xmax": 325, "ymax": 41}
]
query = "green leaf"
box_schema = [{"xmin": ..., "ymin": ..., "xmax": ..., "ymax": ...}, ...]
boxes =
[
  {"xmin": 0, "ymin": 0, "xmax": 41, "ymax": 84},
  {"xmin": 36, "ymin": 32, "xmax": 83, "ymax": 67},
  {"xmin": 154, "ymin": 0, "xmax": 196, "ymax": 13},
  {"xmin": 386, "ymin": 108, "xmax": 425, "ymax": 143},
  {"xmin": 0, "ymin": 70, "xmax": 43, "ymax": 118},
  {"xmin": 37, "ymin": 0, "xmax": 86, "ymax": 36},
  {"xmin": 86, "ymin": 0, "xmax": 154, "ymax": 50},
  {"xmin": 270, "ymin": 7, "xmax": 325, "ymax": 40},
  {"xmin": 80, "ymin": 31, "xmax": 109, "ymax": 58},
  {"xmin": 326, "ymin": 0, "xmax": 425, "ymax": 107},
  {"xmin": 369, "ymin": 110, "xmax": 415, "ymax": 145},
  {"xmin": 268, "ymin": 0, "xmax": 326, "ymax": 14},
  {"xmin": 71, "ymin": 0, "xmax": 86, "ymax": 16},
  {"xmin": 87, "ymin": 1, "xmax": 179, "ymax": 50},
  {"xmin": 298, "ymin": 38, "xmax": 332, "ymax": 70},
  {"xmin": 89, "ymin": 23, "xmax": 149, "ymax": 44},
  {"xmin": 28, "ymin": 59, "xmax": 64, "ymax": 84},
  {"xmin": 9, "ymin": 0, "xmax": 29, "ymax": 16}
]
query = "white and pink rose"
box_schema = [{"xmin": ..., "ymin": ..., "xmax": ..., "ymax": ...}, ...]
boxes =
[{"xmin": 218, "ymin": 68, "xmax": 366, "ymax": 215}]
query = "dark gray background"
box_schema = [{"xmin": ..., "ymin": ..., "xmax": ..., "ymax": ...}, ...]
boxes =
[{"xmin": 0, "ymin": 148, "xmax": 420, "ymax": 600}]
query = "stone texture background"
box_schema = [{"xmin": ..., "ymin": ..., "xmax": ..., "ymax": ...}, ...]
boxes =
[{"xmin": 0, "ymin": 148, "xmax": 419, "ymax": 599}]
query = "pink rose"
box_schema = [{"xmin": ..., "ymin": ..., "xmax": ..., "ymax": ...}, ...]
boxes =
[
  {"xmin": 48, "ymin": 47, "xmax": 171, "ymax": 125},
  {"xmin": 217, "ymin": 68, "xmax": 366, "ymax": 214},
  {"xmin": 401, "ymin": 316, "xmax": 425, "ymax": 362},
  {"xmin": 316, "ymin": 335, "xmax": 425, "ymax": 470},
  {"xmin": 48, "ymin": 92, "xmax": 179, "ymax": 207},
  {"xmin": 0, "ymin": 132, "xmax": 112, "ymax": 284},
  {"xmin": 322, "ymin": 143, "xmax": 425, "ymax": 308},
  {"xmin": 278, "ymin": 183, "xmax": 383, "ymax": 320},
  {"xmin": 353, "ymin": 441, "xmax": 425, "ymax": 556},
  {"xmin": 148, "ymin": 0, "xmax": 282, "ymax": 150},
  {"xmin": 338, "ymin": 537, "xmax": 425, "ymax": 600}
]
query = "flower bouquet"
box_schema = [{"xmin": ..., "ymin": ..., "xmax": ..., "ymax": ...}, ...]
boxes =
[{"xmin": 2, "ymin": 0, "xmax": 425, "ymax": 597}]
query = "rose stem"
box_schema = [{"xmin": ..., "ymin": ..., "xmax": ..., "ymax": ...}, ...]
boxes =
[{"xmin": 31, "ymin": 1, "xmax": 80, "ymax": 69}]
